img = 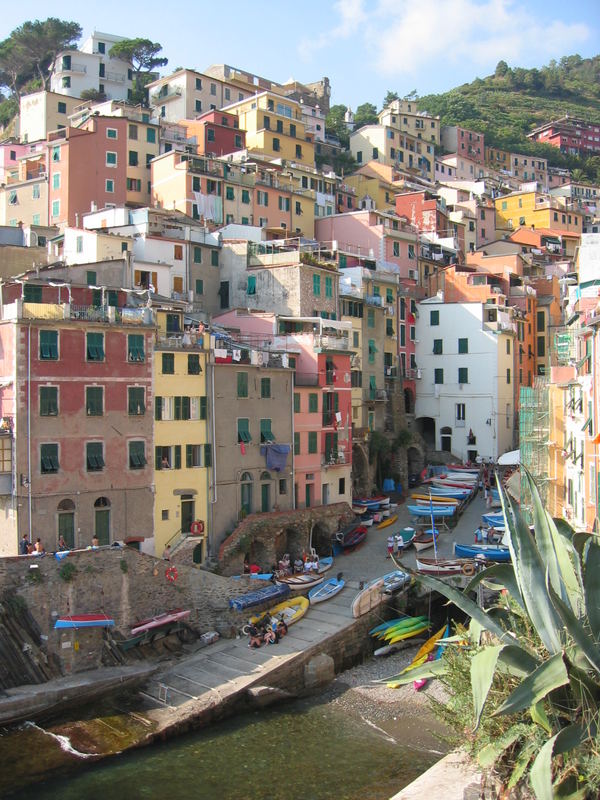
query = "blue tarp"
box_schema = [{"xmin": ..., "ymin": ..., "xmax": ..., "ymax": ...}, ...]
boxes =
[
  {"xmin": 260, "ymin": 444, "xmax": 291, "ymax": 472},
  {"xmin": 229, "ymin": 582, "xmax": 290, "ymax": 612}
]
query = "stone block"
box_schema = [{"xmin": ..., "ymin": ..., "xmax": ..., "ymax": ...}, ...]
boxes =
[{"xmin": 304, "ymin": 652, "xmax": 335, "ymax": 689}]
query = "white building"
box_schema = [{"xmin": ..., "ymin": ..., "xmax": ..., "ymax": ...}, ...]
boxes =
[
  {"xmin": 414, "ymin": 295, "xmax": 515, "ymax": 462},
  {"xmin": 50, "ymin": 32, "xmax": 133, "ymax": 101}
]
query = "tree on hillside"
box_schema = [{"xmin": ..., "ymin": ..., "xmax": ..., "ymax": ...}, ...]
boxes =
[
  {"xmin": 354, "ymin": 102, "xmax": 378, "ymax": 128},
  {"xmin": 109, "ymin": 38, "xmax": 168, "ymax": 103},
  {"xmin": 383, "ymin": 90, "xmax": 399, "ymax": 108},
  {"xmin": 325, "ymin": 103, "xmax": 350, "ymax": 148},
  {"xmin": 494, "ymin": 60, "xmax": 509, "ymax": 78}
]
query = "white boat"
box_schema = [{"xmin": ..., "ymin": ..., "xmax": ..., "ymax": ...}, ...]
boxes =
[{"xmin": 308, "ymin": 576, "xmax": 345, "ymax": 604}]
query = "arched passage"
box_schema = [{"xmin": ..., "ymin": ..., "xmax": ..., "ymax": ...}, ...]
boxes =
[
  {"xmin": 441, "ymin": 426, "xmax": 452, "ymax": 453},
  {"xmin": 415, "ymin": 417, "xmax": 435, "ymax": 448},
  {"xmin": 310, "ymin": 522, "xmax": 332, "ymax": 557}
]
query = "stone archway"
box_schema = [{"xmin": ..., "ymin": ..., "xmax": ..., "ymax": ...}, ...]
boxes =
[
  {"xmin": 351, "ymin": 443, "xmax": 369, "ymax": 496},
  {"xmin": 415, "ymin": 417, "xmax": 436, "ymax": 448},
  {"xmin": 310, "ymin": 521, "xmax": 333, "ymax": 557}
]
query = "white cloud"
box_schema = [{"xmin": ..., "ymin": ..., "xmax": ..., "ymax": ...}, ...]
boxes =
[{"xmin": 299, "ymin": 0, "xmax": 591, "ymax": 79}]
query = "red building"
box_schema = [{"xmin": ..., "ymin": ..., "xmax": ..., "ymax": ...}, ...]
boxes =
[
  {"xmin": 0, "ymin": 280, "xmax": 155, "ymax": 554},
  {"xmin": 180, "ymin": 111, "xmax": 246, "ymax": 157},
  {"xmin": 395, "ymin": 190, "xmax": 450, "ymax": 237},
  {"xmin": 528, "ymin": 117, "xmax": 600, "ymax": 157}
]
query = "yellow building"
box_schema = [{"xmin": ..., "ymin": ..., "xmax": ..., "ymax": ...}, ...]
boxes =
[
  {"xmin": 494, "ymin": 191, "xmax": 584, "ymax": 236},
  {"xmin": 0, "ymin": 174, "xmax": 48, "ymax": 227},
  {"xmin": 153, "ymin": 311, "xmax": 210, "ymax": 561},
  {"xmin": 19, "ymin": 90, "xmax": 80, "ymax": 143},
  {"xmin": 344, "ymin": 162, "xmax": 406, "ymax": 211},
  {"xmin": 349, "ymin": 125, "xmax": 434, "ymax": 181},
  {"xmin": 224, "ymin": 91, "xmax": 315, "ymax": 168},
  {"xmin": 378, "ymin": 99, "xmax": 440, "ymax": 146}
]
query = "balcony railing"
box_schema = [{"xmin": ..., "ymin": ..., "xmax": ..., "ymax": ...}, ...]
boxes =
[
  {"xmin": 60, "ymin": 62, "xmax": 87, "ymax": 74},
  {"xmin": 150, "ymin": 86, "xmax": 182, "ymax": 104},
  {"xmin": 105, "ymin": 71, "xmax": 126, "ymax": 84},
  {"xmin": 323, "ymin": 451, "xmax": 346, "ymax": 466},
  {"xmin": 365, "ymin": 295, "xmax": 384, "ymax": 307}
]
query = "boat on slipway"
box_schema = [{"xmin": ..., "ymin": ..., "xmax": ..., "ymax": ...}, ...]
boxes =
[
  {"xmin": 454, "ymin": 543, "xmax": 511, "ymax": 562},
  {"xmin": 308, "ymin": 576, "xmax": 345, "ymax": 604},
  {"xmin": 54, "ymin": 614, "xmax": 115, "ymax": 629}
]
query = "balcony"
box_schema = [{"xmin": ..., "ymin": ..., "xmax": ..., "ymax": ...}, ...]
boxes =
[
  {"xmin": 150, "ymin": 86, "xmax": 182, "ymax": 104},
  {"xmin": 314, "ymin": 334, "xmax": 349, "ymax": 351},
  {"xmin": 105, "ymin": 71, "xmax": 126, "ymax": 84},
  {"xmin": 352, "ymin": 426, "xmax": 369, "ymax": 442},
  {"xmin": 323, "ymin": 451, "xmax": 346, "ymax": 467},
  {"xmin": 368, "ymin": 388, "xmax": 387, "ymax": 402},
  {"xmin": 365, "ymin": 295, "xmax": 384, "ymax": 307},
  {"xmin": 59, "ymin": 62, "xmax": 87, "ymax": 74}
]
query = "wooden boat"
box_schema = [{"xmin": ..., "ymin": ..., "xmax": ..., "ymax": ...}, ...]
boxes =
[
  {"xmin": 231, "ymin": 572, "xmax": 273, "ymax": 581},
  {"xmin": 428, "ymin": 485, "xmax": 472, "ymax": 498},
  {"xmin": 352, "ymin": 577, "xmax": 384, "ymax": 617},
  {"xmin": 483, "ymin": 512, "xmax": 504, "ymax": 527},
  {"xmin": 411, "ymin": 495, "xmax": 460, "ymax": 505},
  {"xmin": 430, "ymin": 478, "xmax": 477, "ymax": 490},
  {"xmin": 131, "ymin": 609, "xmax": 191, "ymax": 636},
  {"xmin": 377, "ymin": 514, "xmax": 398, "ymax": 530},
  {"xmin": 454, "ymin": 543, "xmax": 511, "ymax": 562},
  {"xmin": 352, "ymin": 505, "xmax": 368, "ymax": 514},
  {"xmin": 308, "ymin": 576, "xmax": 345, "ymax": 604},
  {"xmin": 396, "ymin": 528, "xmax": 415, "ymax": 548},
  {"xmin": 407, "ymin": 504, "xmax": 456, "ymax": 517},
  {"xmin": 443, "ymin": 473, "xmax": 478, "ymax": 484},
  {"xmin": 317, "ymin": 556, "xmax": 333, "ymax": 574},
  {"xmin": 248, "ymin": 595, "xmax": 309, "ymax": 628},
  {"xmin": 416, "ymin": 557, "xmax": 477, "ymax": 576},
  {"xmin": 413, "ymin": 531, "xmax": 439, "ymax": 552},
  {"xmin": 277, "ymin": 573, "xmax": 324, "ymax": 590},
  {"xmin": 380, "ymin": 569, "xmax": 410, "ymax": 593},
  {"xmin": 229, "ymin": 582, "xmax": 290, "ymax": 612},
  {"xmin": 352, "ymin": 495, "xmax": 390, "ymax": 509},
  {"xmin": 447, "ymin": 464, "xmax": 480, "ymax": 473},
  {"xmin": 362, "ymin": 516, "xmax": 374, "ymax": 527},
  {"xmin": 335, "ymin": 524, "xmax": 367, "ymax": 551},
  {"xmin": 54, "ymin": 613, "xmax": 115, "ymax": 629}
]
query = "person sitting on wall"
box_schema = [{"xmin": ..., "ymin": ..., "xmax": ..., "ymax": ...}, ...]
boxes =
[
  {"xmin": 248, "ymin": 624, "xmax": 262, "ymax": 649},
  {"xmin": 294, "ymin": 557, "xmax": 304, "ymax": 574}
]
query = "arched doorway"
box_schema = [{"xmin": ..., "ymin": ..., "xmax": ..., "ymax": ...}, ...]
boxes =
[
  {"xmin": 416, "ymin": 417, "xmax": 436, "ymax": 448},
  {"xmin": 404, "ymin": 387, "xmax": 415, "ymax": 414},
  {"xmin": 240, "ymin": 472, "xmax": 252, "ymax": 517},
  {"xmin": 94, "ymin": 496, "xmax": 110, "ymax": 545},
  {"xmin": 260, "ymin": 471, "xmax": 272, "ymax": 513},
  {"xmin": 440, "ymin": 426, "xmax": 452, "ymax": 453},
  {"xmin": 310, "ymin": 522, "xmax": 332, "ymax": 556},
  {"xmin": 57, "ymin": 499, "xmax": 75, "ymax": 549}
]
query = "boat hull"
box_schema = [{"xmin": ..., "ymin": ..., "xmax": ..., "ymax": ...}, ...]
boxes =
[
  {"xmin": 352, "ymin": 578, "xmax": 384, "ymax": 618},
  {"xmin": 54, "ymin": 614, "xmax": 115, "ymax": 629},
  {"xmin": 308, "ymin": 578, "xmax": 345, "ymax": 604},
  {"xmin": 454, "ymin": 543, "xmax": 511, "ymax": 562}
]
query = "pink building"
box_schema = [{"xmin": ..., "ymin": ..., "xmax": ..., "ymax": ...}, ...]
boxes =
[{"xmin": 181, "ymin": 110, "xmax": 246, "ymax": 157}]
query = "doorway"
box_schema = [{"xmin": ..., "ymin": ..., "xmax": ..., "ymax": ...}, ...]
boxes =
[
  {"xmin": 94, "ymin": 497, "xmax": 110, "ymax": 545},
  {"xmin": 180, "ymin": 494, "xmax": 195, "ymax": 534}
]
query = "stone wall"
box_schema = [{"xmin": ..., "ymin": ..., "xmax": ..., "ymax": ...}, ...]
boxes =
[
  {"xmin": 0, "ymin": 547, "xmax": 280, "ymax": 676},
  {"xmin": 217, "ymin": 503, "xmax": 354, "ymax": 574}
]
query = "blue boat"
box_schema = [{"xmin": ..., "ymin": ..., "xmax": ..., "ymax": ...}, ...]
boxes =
[
  {"xmin": 407, "ymin": 504, "xmax": 456, "ymax": 517},
  {"xmin": 380, "ymin": 569, "xmax": 411, "ymax": 594},
  {"xmin": 308, "ymin": 576, "xmax": 345, "ymax": 604},
  {"xmin": 453, "ymin": 543, "xmax": 511, "ymax": 562},
  {"xmin": 229, "ymin": 582, "xmax": 290, "ymax": 611},
  {"xmin": 426, "ymin": 486, "xmax": 471, "ymax": 499},
  {"xmin": 231, "ymin": 572, "xmax": 273, "ymax": 581},
  {"xmin": 482, "ymin": 512, "xmax": 504, "ymax": 527},
  {"xmin": 54, "ymin": 614, "xmax": 115, "ymax": 629}
]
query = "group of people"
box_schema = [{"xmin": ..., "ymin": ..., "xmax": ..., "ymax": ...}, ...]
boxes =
[
  {"xmin": 474, "ymin": 525, "xmax": 502, "ymax": 544},
  {"xmin": 276, "ymin": 552, "xmax": 319, "ymax": 576},
  {"xmin": 247, "ymin": 616, "xmax": 289, "ymax": 649},
  {"xmin": 386, "ymin": 534, "xmax": 409, "ymax": 558},
  {"xmin": 19, "ymin": 533, "xmax": 102, "ymax": 556}
]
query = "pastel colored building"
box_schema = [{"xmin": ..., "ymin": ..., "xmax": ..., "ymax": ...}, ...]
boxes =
[
  {"xmin": 180, "ymin": 110, "xmax": 245, "ymax": 157},
  {"xmin": 153, "ymin": 312, "xmax": 210, "ymax": 561},
  {"xmin": 494, "ymin": 190, "xmax": 584, "ymax": 238},
  {"xmin": 147, "ymin": 69, "xmax": 254, "ymax": 124},
  {"xmin": 528, "ymin": 117, "xmax": 600, "ymax": 158},
  {"xmin": 349, "ymin": 125, "xmax": 434, "ymax": 181},
  {"xmin": 19, "ymin": 91, "xmax": 80, "ymax": 143},
  {"xmin": 379, "ymin": 99, "xmax": 440, "ymax": 146},
  {"xmin": 441, "ymin": 125, "xmax": 485, "ymax": 164},
  {"xmin": 151, "ymin": 150, "xmax": 224, "ymax": 225},
  {"xmin": 0, "ymin": 280, "xmax": 155, "ymax": 555}
]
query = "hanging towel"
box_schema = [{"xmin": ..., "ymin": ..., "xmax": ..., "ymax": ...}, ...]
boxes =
[
  {"xmin": 232, "ymin": 349, "xmax": 241, "ymax": 361},
  {"xmin": 214, "ymin": 348, "xmax": 228, "ymax": 359},
  {"xmin": 250, "ymin": 351, "xmax": 259, "ymax": 365},
  {"xmin": 281, "ymin": 354, "xmax": 288, "ymax": 368},
  {"xmin": 261, "ymin": 351, "xmax": 269, "ymax": 365},
  {"xmin": 260, "ymin": 444, "xmax": 291, "ymax": 472},
  {"xmin": 240, "ymin": 442, "xmax": 246, "ymax": 455}
]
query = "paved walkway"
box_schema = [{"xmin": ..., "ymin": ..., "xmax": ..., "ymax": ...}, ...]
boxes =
[{"xmin": 142, "ymin": 490, "xmax": 490, "ymax": 712}]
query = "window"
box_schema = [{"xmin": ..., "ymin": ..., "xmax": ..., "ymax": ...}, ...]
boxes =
[
  {"xmin": 86, "ymin": 386, "xmax": 103, "ymax": 416},
  {"xmin": 129, "ymin": 440, "xmax": 146, "ymax": 469},
  {"xmin": 58, "ymin": 101, "xmax": 67, "ymax": 114},
  {"xmin": 128, "ymin": 150, "xmax": 138, "ymax": 167},
  {"xmin": 188, "ymin": 354, "xmax": 201, "ymax": 375},
  {"xmin": 537, "ymin": 310, "xmax": 545, "ymax": 332},
  {"xmin": 433, "ymin": 339, "xmax": 443, "ymax": 355},
  {"xmin": 98, "ymin": 41, "xmax": 106, "ymax": 53},
  {"xmin": 457, "ymin": 338, "xmax": 469, "ymax": 354},
  {"xmin": 241, "ymin": 189, "xmax": 250, "ymax": 204},
  {"xmin": 430, "ymin": 309, "xmax": 439, "ymax": 325},
  {"xmin": 195, "ymin": 279, "xmax": 203, "ymax": 295},
  {"xmin": 32, "ymin": 182, "xmax": 41, "ymax": 199},
  {"xmin": 128, "ymin": 124, "xmax": 138, "ymax": 140},
  {"xmin": 308, "ymin": 393, "xmax": 318, "ymax": 413},
  {"xmin": 434, "ymin": 368, "xmax": 444, "ymax": 384},
  {"xmin": 294, "ymin": 432, "xmax": 300, "ymax": 454},
  {"xmin": 39, "ymin": 330, "xmax": 58, "ymax": 360},
  {"xmin": 174, "ymin": 396, "xmax": 191, "ymax": 420},
  {"xmin": 146, "ymin": 127, "xmax": 156, "ymax": 144},
  {"xmin": 86, "ymin": 333, "xmax": 105, "ymax": 362},
  {"xmin": 32, "ymin": 214, "xmax": 40, "ymax": 226},
  {"xmin": 40, "ymin": 386, "xmax": 58, "ymax": 416},
  {"xmin": 87, "ymin": 442, "xmax": 105, "ymax": 472},
  {"xmin": 52, "ymin": 200, "xmax": 60, "ymax": 218},
  {"xmin": 183, "ymin": 444, "xmax": 203, "ymax": 468},
  {"xmin": 272, "ymin": 138, "xmax": 280, "ymax": 152},
  {"xmin": 458, "ymin": 367, "xmax": 468, "ymax": 384},
  {"xmin": 237, "ymin": 418, "xmax": 251, "ymax": 443},
  {"xmin": 247, "ymin": 275, "xmax": 256, "ymax": 295},
  {"xmin": 294, "ymin": 393, "xmax": 300, "ymax": 413},
  {"xmin": 162, "ymin": 353, "xmax": 174, "ymax": 374},
  {"xmin": 368, "ymin": 339, "xmax": 377, "ymax": 364},
  {"xmin": 237, "ymin": 372, "xmax": 248, "ymax": 398},
  {"xmin": 506, "ymin": 368, "xmax": 511, "ymax": 384},
  {"xmin": 62, "ymin": 76, "xmax": 70, "ymax": 88},
  {"xmin": 173, "ymin": 244, "xmax": 183, "ymax": 260},
  {"xmin": 393, "ymin": 241, "xmax": 400, "ymax": 257},
  {"xmin": 308, "ymin": 431, "xmax": 317, "ymax": 453},
  {"xmin": 261, "ymin": 377, "xmax": 271, "ymax": 398},
  {"xmin": 325, "ymin": 276, "xmax": 333, "ymax": 298},
  {"xmin": 41, "ymin": 443, "xmax": 59, "ymax": 474},
  {"xmin": 260, "ymin": 419, "xmax": 274, "ymax": 442},
  {"xmin": 313, "ymin": 274, "xmax": 321, "ymax": 296},
  {"xmin": 225, "ymin": 186, "xmax": 234, "ymax": 201},
  {"xmin": 106, "ymin": 151, "xmax": 117, "ymax": 166},
  {"xmin": 456, "ymin": 403, "xmax": 466, "ymax": 421},
  {"xmin": 52, "ymin": 173, "xmax": 60, "ymax": 190},
  {"xmin": 295, "ymin": 144, "xmax": 302, "ymax": 158},
  {"xmin": 211, "ymin": 250, "xmax": 219, "ymax": 267},
  {"xmin": 210, "ymin": 82, "xmax": 216, "ymax": 95},
  {"xmin": 506, "ymin": 339, "xmax": 511, "ymax": 355},
  {"xmin": 353, "ymin": 331, "xmax": 359, "ymax": 347},
  {"xmin": 257, "ymin": 190, "xmax": 268, "ymax": 206},
  {"xmin": 105, "ymin": 178, "xmax": 114, "ymax": 193},
  {"xmin": 52, "ymin": 145, "xmax": 61, "ymax": 162},
  {"xmin": 126, "ymin": 177, "xmax": 141, "ymax": 191},
  {"xmin": 367, "ymin": 309, "xmax": 375, "ymax": 328},
  {"xmin": 128, "ymin": 387, "xmax": 145, "ymax": 415},
  {"xmin": 234, "ymin": 134, "xmax": 242, "ymax": 148},
  {"xmin": 195, "ymin": 99, "xmax": 202, "ymax": 113}
]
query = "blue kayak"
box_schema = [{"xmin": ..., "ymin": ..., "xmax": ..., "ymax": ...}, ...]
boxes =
[
  {"xmin": 308, "ymin": 577, "xmax": 345, "ymax": 604},
  {"xmin": 407, "ymin": 504, "xmax": 456, "ymax": 517},
  {"xmin": 482, "ymin": 512, "xmax": 504, "ymax": 527},
  {"xmin": 454, "ymin": 543, "xmax": 511, "ymax": 562}
]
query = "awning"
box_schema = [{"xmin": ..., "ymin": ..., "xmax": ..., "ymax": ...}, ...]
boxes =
[{"xmin": 498, "ymin": 449, "xmax": 520, "ymax": 466}]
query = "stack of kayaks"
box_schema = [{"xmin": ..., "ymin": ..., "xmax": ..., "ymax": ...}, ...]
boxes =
[
  {"xmin": 385, "ymin": 624, "xmax": 449, "ymax": 688},
  {"xmin": 369, "ymin": 616, "xmax": 430, "ymax": 650}
]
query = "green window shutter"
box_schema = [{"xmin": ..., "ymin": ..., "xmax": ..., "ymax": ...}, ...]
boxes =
[
  {"xmin": 39, "ymin": 330, "xmax": 58, "ymax": 360},
  {"xmin": 204, "ymin": 444, "xmax": 212, "ymax": 467},
  {"xmin": 247, "ymin": 275, "xmax": 256, "ymax": 295},
  {"xmin": 186, "ymin": 444, "xmax": 193, "ymax": 468},
  {"xmin": 188, "ymin": 354, "xmax": 201, "ymax": 374},
  {"xmin": 294, "ymin": 432, "xmax": 300, "ymax": 454},
  {"xmin": 40, "ymin": 386, "xmax": 58, "ymax": 416},
  {"xmin": 86, "ymin": 386, "xmax": 103, "ymax": 416},
  {"xmin": 458, "ymin": 338, "xmax": 468, "ymax": 354},
  {"xmin": 309, "ymin": 393, "xmax": 318, "ymax": 412},
  {"xmin": 260, "ymin": 418, "xmax": 273, "ymax": 442},
  {"xmin": 237, "ymin": 372, "xmax": 248, "ymax": 398},
  {"xmin": 182, "ymin": 396, "xmax": 190, "ymax": 420},
  {"xmin": 128, "ymin": 387, "xmax": 145, "ymax": 415},
  {"xmin": 458, "ymin": 368, "xmax": 468, "ymax": 384},
  {"xmin": 261, "ymin": 377, "xmax": 271, "ymax": 398},
  {"xmin": 368, "ymin": 339, "xmax": 376, "ymax": 363},
  {"xmin": 211, "ymin": 250, "xmax": 219, "ymax": 267},
  {"xmin": 434, "ymin": 368, "xmax": 444, "ymax": 384},
  {"xmin": 128, "ymin": 334, "xmax": 145, "ymax": 362},
  {"xmin": 200, "ymin": 396, "xmax": 207, "ymax": 419},
  {"xmin": 237, "ymin": 418, "xmax": 251, "ymax": 442},
  {"xmin": 433, "ymin": 339, "xmax": 443, "ymax": 355},
  {"xmin": 367, "ymin": 309, "xmax": 375, "ymax": 328},
  {"xmin": 196, "ymin": 279, "xmax": 204, "ymax": 294},
  {"xmin": 325, "ymin": 276, "xmax": 333, "ymax": 298},
  {"xmin": 313, "ymin": 274, "xmax": 321, "ymax": 296},
  {"xmin": 174, "ymin": 396, "xmax": 182, "ymax": 420},
  {"xmin": 400, "ymin": 326, "xmax": 406, "ymax": 346},
  {"xmin": 162, "ymin": 353, "xmax": 174, "ymax": 374},
  {"xmin": 430, "ymin": 309, "xmax": 439, "ymax": 325},
  {"xmin": 41, "ymin": 443, "xmax": 59, "ymax": 473},
  {"xmin": 86, "ymin": 332, "xmax": 105, "ymax": 361},
  {"xmin": 334, "ymin": 392, "xmax": 339, "ymax": 412},
  {"xmin": 194, "ymin": 246, "xmax": 202, "ymax": 264},
  {"xmin": 174, "ymin": 445, "xmax": 181, "ymax": 469},
  {"xmin": 294, "ymin": 393, "xmax": 300, "ymax": 413},
  {"xmin": 86, "ymin": 442, "xmax": 104, "ymax": 471},
  {"xmin": 155, "ymin": 446, "xmax": 162, "ymax": 470},
  {"xmin": 155, "ymin": 396, "xmax": 162, "ymax": 421},
  {"xmin": 308, "ymin": 431, "xmax": 317, "ymax": 453},
  {"xmin": 386, "ymin": 288, "xmax": 394, "ymax": 303}
]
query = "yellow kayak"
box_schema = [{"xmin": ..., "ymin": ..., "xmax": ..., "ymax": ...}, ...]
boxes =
[
  {"xmin": 411, "ymin": 494, "xmax": 460, "ymax": 505},
  {"xmin": 401, "ymin": 625, "xmax": 448, "ymax": 673},
  {"xmin": 377, "ymin": 514, "xmax": 398, "ymax": 530},
  {"xmin": 388, "ymin": 623, "xmax": 430, "ymax": 644},
  {"xmin": 249, "ymin": 595, "xmax": 308, "ymax": 627}
]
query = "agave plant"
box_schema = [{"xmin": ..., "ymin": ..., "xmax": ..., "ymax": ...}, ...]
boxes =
[{"xmin": 387, "ymin": 467, "xmax": 600, "ymax": 799}]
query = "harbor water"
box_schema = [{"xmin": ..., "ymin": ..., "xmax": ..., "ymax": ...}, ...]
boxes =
[{"xmin": 1, "ymin": 688, "xmax": 444, "ymax": 799}]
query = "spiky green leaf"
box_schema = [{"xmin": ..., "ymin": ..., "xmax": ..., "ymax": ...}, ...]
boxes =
[
  {"xmin": 494, "ymin": 653, "xmax": 569, "ymax": 717},
  {"xmin": 507, "ymin": 742, "xmax": 537, "ymax": 790},
  {"xmin": 463, "ymin": 563, "xmax": 524, "ymax": 608},
  {"xmin": 498, "ymin": 484, "xmax": 563, "ymax": 654},
  {"xmin": 477, "ymin": 723, "xmax": 526, "ymax": 768},
  {"xmin": 548, "ymin": 583, "xmax": 600, "ymax": 675},
  {"xmin": 471, "ymin": 645, "xmax": 505, "ymax": 729},
  {"xmin": 383, "ymin": 657, "xmax": 447, "ymax": 687},
  {"xmin": 530, "ymin": 724, "xmax": 585, "ymax": 800},
  {"xmin": 530, "ymin": 700, "xmax": 552, "ymax": 734},
  {"xmin": 497, "ymin": 644, "xmax": 539, "ymax": 677},
  {"xmin": 583, "ymin": 535, "xmax": 600, "ymax": 641}
]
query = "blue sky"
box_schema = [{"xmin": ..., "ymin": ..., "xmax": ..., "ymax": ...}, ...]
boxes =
[{"xmin": 2, "ymin": 0, "xmax": 600, "ymax": 110}]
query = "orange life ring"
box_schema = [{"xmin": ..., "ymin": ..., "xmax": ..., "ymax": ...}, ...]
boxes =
[
  {"xmin": 461, "ymin": 562, "xmax": 476, "ymax": 577},
  {"xmin": 165, "ymin": 566, "xmax": 178, "ymax": 583},
  {"xmin": 190, "ymin": 520, "xmax": 204, "ymax": 535}
]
